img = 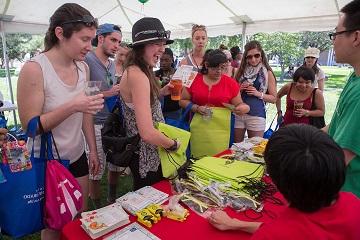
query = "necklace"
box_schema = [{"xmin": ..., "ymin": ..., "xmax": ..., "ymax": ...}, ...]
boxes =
[{"xmin": 191, "ymin": 53, "xmax": 200, "ymax": 70}]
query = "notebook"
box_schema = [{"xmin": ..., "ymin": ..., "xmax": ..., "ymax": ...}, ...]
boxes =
[{"xmin": 80, "ymin": 202, "xmax": 130, "ymax": 239}]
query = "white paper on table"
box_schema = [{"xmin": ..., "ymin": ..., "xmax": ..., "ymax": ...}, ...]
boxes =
[{"xmin": 104, "ymin": 222, "xmax": 160, "ymax": 240}]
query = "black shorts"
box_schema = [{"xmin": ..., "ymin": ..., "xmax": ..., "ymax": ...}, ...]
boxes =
[
  {"xmin": 129, "ymin": 153, "xmax": 163, "ymax": 190},
  {"xmin": 69, "ymin": 152, "xmax": 89, "ymax": 178}
]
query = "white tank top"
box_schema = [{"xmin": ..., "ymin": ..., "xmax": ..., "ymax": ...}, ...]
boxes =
[{"xmin": 29, "ymin": 54, "xmax": 85, "ymax": 163}]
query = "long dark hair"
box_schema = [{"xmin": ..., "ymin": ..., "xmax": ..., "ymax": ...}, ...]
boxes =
[
  {"xmin": 124, "ymin": 45, "xmax": 160, "ymax": 103},
  {"xmin": 44, "ymin": 3, "xmax": 97, "ymax": 52},
  {"xmin": 302, "ymin": 59, "xmax": 320, "ymax": 74},
  {"xmin": 235, "ymin": 40, "xmax": 274, "ymax": 82}
]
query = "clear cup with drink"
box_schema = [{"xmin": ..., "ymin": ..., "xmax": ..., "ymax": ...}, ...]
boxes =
[
  {"xmin": 85, "ymin": 81, "xmax": 103, "ymax": 96},
  {"xmin": 293, "ymin": 100, "xmax": 304, "ymax": 117},
  {"xmin": 202, "ymin": 106, "xmax": 213, "ymax": 121},
  {"xmin": 84, "ymin": 81, "xmax": 104, "ymax": 114},
  {"xmin": 170, "ymin": 78, "xmax": 182, "ymax": 101}
]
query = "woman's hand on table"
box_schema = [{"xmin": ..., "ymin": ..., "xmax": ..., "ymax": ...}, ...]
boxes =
[
  {"xmin": 208, "ymin": 210, "xmax": 262, "ymax": 233},
  {"xmin": 208, "ymin": 210, "xmax": 238, "ymax": 231}
]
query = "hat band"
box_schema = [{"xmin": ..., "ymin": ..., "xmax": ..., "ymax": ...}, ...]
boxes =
[{"xmin": 132, "ymin": 37, "xmax": 166, "ymax": 45}]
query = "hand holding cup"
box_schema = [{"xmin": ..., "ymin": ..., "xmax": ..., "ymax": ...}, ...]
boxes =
[{"xmin": 293, "ymin": 101, "xmax": 304, "ymax": 117}]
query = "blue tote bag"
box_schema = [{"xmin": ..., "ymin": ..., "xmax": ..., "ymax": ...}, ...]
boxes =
[
  {"xmin": 263, "ymin": 113, "xmax": 280, "ymax": 139},
  {"xmin": 0, "ymin": 116, "xmax": 46, "ymax": 238},
  {"xmin": 165, "ymin": 103, "xmax": 193, "ymax": 131}
]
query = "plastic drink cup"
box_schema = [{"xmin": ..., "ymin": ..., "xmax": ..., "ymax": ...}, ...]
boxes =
[
  {"xmin": 202, "ymin": 106, "xmax": 213, "ymax": 121},
  {"xmin": 170, "ymin": 79, "xmax": 182, "ymax": 101},
  {"xmin": 293, "ymin": 101, "xmax": 304, "ymax": 117},
  {"xmin": 85, "ymin": 81, "xmax": 102, "ymax": 96}
]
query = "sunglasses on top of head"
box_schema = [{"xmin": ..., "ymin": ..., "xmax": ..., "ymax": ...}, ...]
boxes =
[
  {"xmin": 62, "ymin": 15, "xmax": 98, "ymax": 27},
  {"xmin": 246, "ymin": 53, "xmax": 261, "ymax": 60},
  {"xmin": 135, "ymin": 30, "xmax": 171, "ymax": 39}
]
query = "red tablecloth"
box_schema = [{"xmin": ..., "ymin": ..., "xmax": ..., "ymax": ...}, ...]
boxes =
[{"xmin": 61, "ymin": 151, "xmax": 286, "ymax": 240}]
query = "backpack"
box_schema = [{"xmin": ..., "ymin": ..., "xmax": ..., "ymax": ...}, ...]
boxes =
[{"xmin": 101, "ymin": 102, "xmax": 140, "ymax": 167}]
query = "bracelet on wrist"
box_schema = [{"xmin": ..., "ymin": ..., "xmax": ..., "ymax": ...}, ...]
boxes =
[
  {"xmin": 259, "ymin": 92, "xmax": 264, "ymax": 100},
  {"xmin": 165, "ymin": 139, "xmax": 178, "ymax": 152}
]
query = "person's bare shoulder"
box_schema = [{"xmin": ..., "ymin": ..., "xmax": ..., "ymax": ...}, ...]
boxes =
[
  {"xmin": 127, "ymin": 65, "xmax": 148, "ymax": 84},
  {"xmin": 18, "ymin": 61, "xmax": 43, "ymax": 87}
]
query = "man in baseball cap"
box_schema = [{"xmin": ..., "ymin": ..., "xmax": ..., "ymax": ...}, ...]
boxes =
[{"xmin": 85, "ymin": 23, "xmax": 126, "ymax": 208}]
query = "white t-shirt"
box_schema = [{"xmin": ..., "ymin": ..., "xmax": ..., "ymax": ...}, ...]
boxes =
[{"xmin": 313, "ymin": 67, "xmax": 326, "ymax": 89}]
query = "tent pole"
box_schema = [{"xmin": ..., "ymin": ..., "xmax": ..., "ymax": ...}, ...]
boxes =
[
  {"xmin": 0, "ymin": 20, "xmax": 18, "ymax": 127},
  {"xmin": 241, "ymin": 22, "xmax": 247, "ymax": 51}
]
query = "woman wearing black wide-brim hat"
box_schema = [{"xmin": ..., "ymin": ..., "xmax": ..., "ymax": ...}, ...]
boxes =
[{"xmin": 119, "ymin": 17, "xmax": 180, "ymax": 190}]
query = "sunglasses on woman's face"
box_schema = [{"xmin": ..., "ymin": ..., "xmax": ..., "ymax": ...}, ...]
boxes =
[
  {"xmin": 246, "ymin": 53, "xmax": 261, "ymax": 60},
  {"xmin": 305, "ymin": 56, "xmax": 316, "ymax": 59}
]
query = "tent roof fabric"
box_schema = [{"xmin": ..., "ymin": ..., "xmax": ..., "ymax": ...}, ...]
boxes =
[{"xmin": 0, "ymin": 0, "xmax": 351, "ymax": 40}]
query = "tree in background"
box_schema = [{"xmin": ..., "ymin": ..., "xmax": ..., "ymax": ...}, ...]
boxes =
[
  {"xmin": 171, "ymin": 38, "xmax": 192, "ymax": 57},
  {"xmin": 252, "ymin": 32, "xmax": 303, "ymax": 81},
  {"xmin": 172, "ymin": 34, "xmax": 243, "ymax": 57},
  {"xmin": 0, "ymin": 34, "xmax": 43, "ymax": 68},
  {"xmin": 300, "ymin": 31, "xmax": 332, "ymax": 52}
]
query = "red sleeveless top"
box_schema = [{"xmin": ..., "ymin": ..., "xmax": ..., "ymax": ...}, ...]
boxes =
[{"xmin": 283, "ymin": 83, "xmax": 313, "ymax": 125}]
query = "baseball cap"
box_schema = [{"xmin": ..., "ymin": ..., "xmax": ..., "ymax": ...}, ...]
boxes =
[{"xmin": 92, "ymin": 23, "xmax": 122, "ymax": 46}]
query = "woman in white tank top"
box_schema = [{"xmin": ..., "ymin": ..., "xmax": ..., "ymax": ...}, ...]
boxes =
[
  {"xmin": 17, "ymin": 3, "xmax": 103, "ymax": 239},
  {"xmin": 180, "ymin": 24, "xmax": 208, "ymax": 72}
]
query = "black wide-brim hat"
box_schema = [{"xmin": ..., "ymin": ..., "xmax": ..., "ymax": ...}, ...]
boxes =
[{"xmin": 129, "ymin": 17, "xmax": 174, "ymax": 48}]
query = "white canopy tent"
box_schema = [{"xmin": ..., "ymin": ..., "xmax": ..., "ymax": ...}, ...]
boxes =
[
  {"xmin": 0, "ymin": 0, "xmax": 352, "ymax": 126},
  {"xmin": 0, "ymin": 0, "xmax": 352, "ymax": 39}
]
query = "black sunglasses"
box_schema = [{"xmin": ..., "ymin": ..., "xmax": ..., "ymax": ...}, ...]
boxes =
[
  {"xmin": 329, "ymin": 29, "xmax": 359, "ymax": 40},
  {"xmin": 246, "ymin": 53, "xmax": 261, "ymax": 60},
  {"xmin": 62, "ymin": 15, "xmax": 98, "ymax": 27},
  {"xmin": 106, "ymin": 70, "xmax": 113, "ymax": 86},
  {"xmin": 134, "ymin": 30, "xmax": 171, "ymax": 39}
]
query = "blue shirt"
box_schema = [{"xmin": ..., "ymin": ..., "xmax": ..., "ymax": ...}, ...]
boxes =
[
  {"xmin": 85, "ymin": 51, "xmax": 116, "ymax": 125},
  {"xmin": 241, "ymin": 72, "xmax": 266, "ymax": 118}
]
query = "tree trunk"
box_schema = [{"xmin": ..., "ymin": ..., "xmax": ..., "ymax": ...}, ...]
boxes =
[{"xmin": 279, "ymin": 65, "xmax": 285, "ymax": 82}]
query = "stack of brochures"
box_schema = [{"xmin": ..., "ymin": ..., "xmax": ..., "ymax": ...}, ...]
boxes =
[
  {"xmin": 116, "ymin": 186, "xmax": 169, "ymax": 215},
  {"xmin": 80, "ymin": 202, "xmax": 130, "ymax": 239}
]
